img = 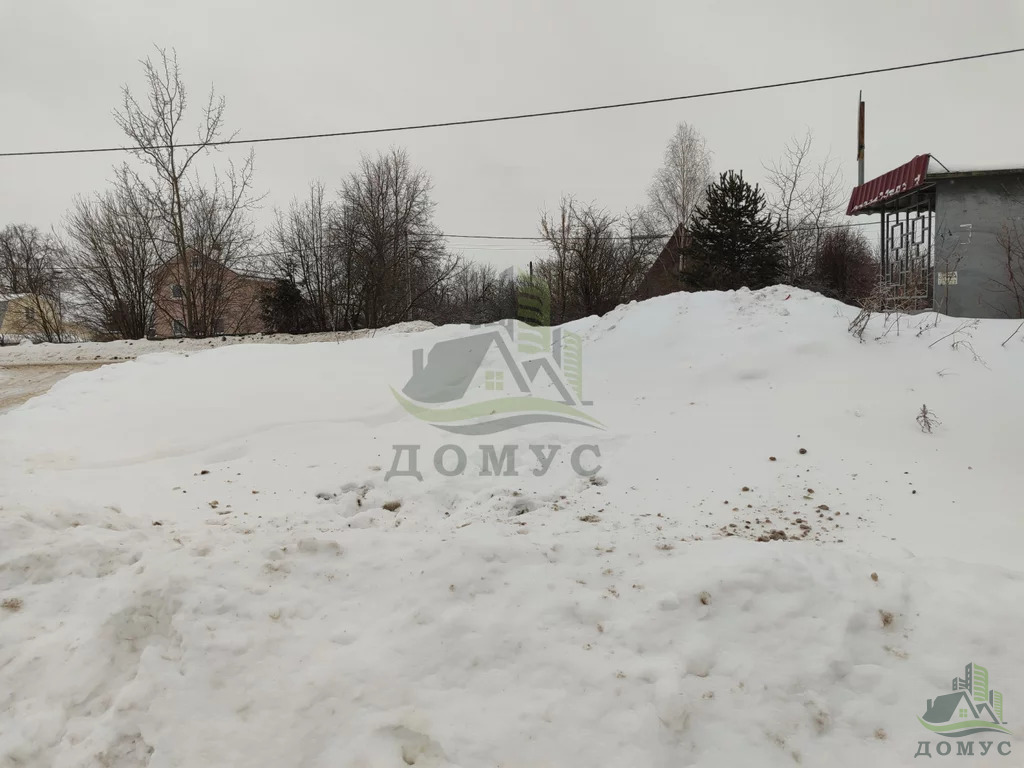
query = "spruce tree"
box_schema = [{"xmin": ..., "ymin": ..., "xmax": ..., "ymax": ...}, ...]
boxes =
[
  {"xmin": 261, "ymin": 277, "xmax": 311, "ymax": 334},
  {"xmin": 683, "ymin": 171, "xmax": 783, "ymax": 291}
]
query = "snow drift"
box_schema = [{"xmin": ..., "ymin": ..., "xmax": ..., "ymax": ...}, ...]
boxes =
[{"xmin": 1, "ymin": 287, "xmax": 1022, "ymax": 767}]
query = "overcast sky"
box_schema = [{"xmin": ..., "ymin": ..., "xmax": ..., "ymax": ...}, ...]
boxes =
[{"xmin": 2, "ymin": 0, "xmax": 1023, "ymax": 270}]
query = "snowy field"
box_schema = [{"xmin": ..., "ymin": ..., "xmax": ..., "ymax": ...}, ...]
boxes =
[{"xmin": 1, "ymin": 287, "xmax": 1022, "ymax": 766}]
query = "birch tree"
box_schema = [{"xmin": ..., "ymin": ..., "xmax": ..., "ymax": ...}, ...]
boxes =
[
  {"xmin": 646, "ymin": 123, "xmax": 715, "ymax": 235},
  {"xmin": 762, "ymin": 131, "xmax": 844, "ymax": 286}
]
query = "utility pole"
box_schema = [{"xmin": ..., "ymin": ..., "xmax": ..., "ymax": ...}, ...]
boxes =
[{"xmin": 857, "ymin": 91, "xmax": 866, "ymax": 186}]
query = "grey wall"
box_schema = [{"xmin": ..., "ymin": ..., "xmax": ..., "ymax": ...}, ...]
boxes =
[{"xmin": 933, "ymin": 174, "xmax": 1024, "ymax": 319}]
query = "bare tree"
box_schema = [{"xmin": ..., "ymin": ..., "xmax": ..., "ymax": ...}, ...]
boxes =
[
  {"xmin": 987, "ymin": 221, "xmax": 1024, "ymax": 318},
  {"xmin": 340, "ymin": 148, "xmax": 459, "ymax": 328},
  {"xmin": 763, "ymin": 131, "xmax": 844, "ymax": 286},
  {"xmin": 0, "ymin": 224, "xmax": 67, "ymax": 342},
  {"xmin": 427, "ymin": 261, "xmax": 520, "ymax": 325},
  {"xmin": 539, "ymin": 196, "xmax": 656, "ymax": 322},
  {"xmin": 271, "ymin": 181, "xmax": 352, "ymax": 331},
  {"xmin": 115, "ymin": 47, "xmax": 260, "ymax": 338},
  {"xmin": 62, "ymin": 168, "xmax": 164, "ymax": 339},
  {"xmin": 646, "ymin": 123, "xmax": 714, "ymax": 236}
]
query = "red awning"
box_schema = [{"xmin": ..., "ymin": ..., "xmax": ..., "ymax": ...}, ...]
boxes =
[{"xmin": 846, "ymin": 154, "xmax": 931, "ymax": 215}]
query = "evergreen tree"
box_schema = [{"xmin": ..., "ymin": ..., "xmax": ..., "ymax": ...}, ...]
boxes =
[
  {"xmin": 683, "ymin": 171, "xmax": 783, "ymax": 291},
  {"xmin": 261, "ymin": 277, "xmax": 312, "ymax": 334}
]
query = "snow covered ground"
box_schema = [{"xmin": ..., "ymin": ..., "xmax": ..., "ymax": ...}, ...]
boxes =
[
  {"xmin": 0, "ymin": 323, "xmax": 436, "ymax": 367},
  {"xmin": 0, "ymin": 323, "xmax": 434, "ymax": 416},
  {"xmin": 1, "ymin": 287, "xmax": 1022, "ymax": 767}
]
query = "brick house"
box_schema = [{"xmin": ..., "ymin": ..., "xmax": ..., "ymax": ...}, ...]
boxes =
[
  {"xmin": 150, "ymin": 251, "xmax": 273, "ymax": 339},
  {"xmin": 634, "ymin": 223, "xmax": 692, "ymax": 301}
]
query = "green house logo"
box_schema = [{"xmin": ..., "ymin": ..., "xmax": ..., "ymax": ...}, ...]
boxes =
[
  {"xmin": 919, "ymin": 662, "xmax": 1010, "ymax": 738},
  {"xmin": 391, "ymin": 272, "xmax": 603, "ymax": 435}
]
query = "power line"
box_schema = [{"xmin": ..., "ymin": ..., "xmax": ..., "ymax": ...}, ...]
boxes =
[
  {"xmin": 254, "ymin": 220, "xmax": 884, "ymax": 258},
  {"xmin": 3, "ymin": 47, "xmax": 1022, "ymax": 159}
]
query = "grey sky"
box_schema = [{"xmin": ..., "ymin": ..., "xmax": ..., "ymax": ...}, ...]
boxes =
[{"xmin": 2, "ymin": 0, "xmax": 1022, "ymax": 270}]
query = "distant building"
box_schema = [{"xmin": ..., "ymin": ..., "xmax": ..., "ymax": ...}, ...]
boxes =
[
  {"xmin": 847, "ymin": 154, "xmax": 1024, "ymax": 318},
  {"xmin": 150, "ymin": 250, "xmax": 273, "ymax": 339},
  {"xmin": 634, "ymin": 223, "xmax": 692, "ymax": 301},
  {"xmin": 0, "ymin": 293, "xmax": 61, "ymax": 344}
]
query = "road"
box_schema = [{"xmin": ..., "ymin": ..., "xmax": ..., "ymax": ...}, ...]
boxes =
[{"xmin": 0, "ymin": 362, "xmax": 107, "ymax": 414}]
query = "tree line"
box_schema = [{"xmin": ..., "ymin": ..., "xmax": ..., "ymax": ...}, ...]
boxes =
[{"xmin": 0, "ymin": 49, "xmax": 877, "ymax": 344}]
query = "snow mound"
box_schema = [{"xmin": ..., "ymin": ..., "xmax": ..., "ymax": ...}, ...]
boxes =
[{"xmin": 1, "ymin": 286, "xmax": 1022, "ymax": 766}]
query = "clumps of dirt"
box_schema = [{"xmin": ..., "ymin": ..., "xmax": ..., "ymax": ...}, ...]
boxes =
[
  {"xmin": 579, "ymin": 514, "xmax": 601, "ymax": 523},
  {"xmin": 871, "ymin": 572, "xmax": 879, "ymax": 582},
  {"xmin": 699, "ymin": 591, "xmax": 711, "ymax": 605},
  {"xmin": 879, "ymin": 610, "xmax": 895, "ymax": 628},
  {"xmin": 799, "ymin": 448, "xmax": 807, "ymax": 455},
  {"xmin": 714, "ymin": 502, "xmax": 846, "ymax": 543},
  {"xmin": 382, "ymin": 500, "xmax": 402, "ymax": 512},
  {"xmin": 1, "ymin": 597, "xmax": 23, "ymax": 612}
]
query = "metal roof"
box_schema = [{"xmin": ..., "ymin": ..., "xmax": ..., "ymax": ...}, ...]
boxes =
[
  {"xmin": 847, "ymin": 155, "xmax": 1024, "ymax": 215},
  {"xmin": 846, "ymin": 154, "xmax": 931, "ymax": 215}
]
